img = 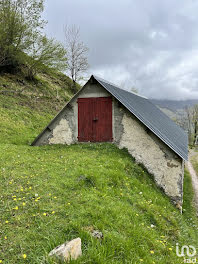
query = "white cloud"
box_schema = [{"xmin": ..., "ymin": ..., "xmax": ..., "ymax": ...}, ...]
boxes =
[{"xmin": 43, "ymin": 0, "xmax": 198, "ymax": 99}]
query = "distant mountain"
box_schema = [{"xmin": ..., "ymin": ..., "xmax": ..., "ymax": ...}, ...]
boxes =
[
  {"xmin": 151, "ymin": 99, "xmax": 198, "ymax": 111},
  {"xmin": 150, "ymin": 99, "xmax": 198, "ymax": 131}
]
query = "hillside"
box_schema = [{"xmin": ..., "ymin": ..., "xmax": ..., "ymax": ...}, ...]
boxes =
[
  {"xmin": 150, "ymin": 99, "xmax": 198, "ymax": 131},
  {"xmin": 0, "ymin": 70, "xmax": 77, "ymax": 145},
  {"xmin": 151, "ymin": 99, "xmax": 198, "ymax": 112},
  {"xmin": 0, "ymin": 72, "xmax": 198, "ymax": 264}
]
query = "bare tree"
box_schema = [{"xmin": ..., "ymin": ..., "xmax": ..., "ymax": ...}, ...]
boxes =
[
  {"xmin": 184, "ymin": 105, "xmax": 198, "ymax": 145},
  {"xmin": 192, "ymin": 105, "xmax": 198, "ymax": 145},
  {"xmin": 64, "ymin": 25, "xmax": 89, "ymax": 86}
]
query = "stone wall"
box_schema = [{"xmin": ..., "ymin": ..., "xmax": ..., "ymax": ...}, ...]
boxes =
[{"xmin": 34, "ymin": 81, "xmax": 184, "ymax": 206}]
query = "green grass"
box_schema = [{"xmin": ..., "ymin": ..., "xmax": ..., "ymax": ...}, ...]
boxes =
[
  {"xmin": 192, "ymin": 154, "xmax": 198, "ymax": 176},
  {"xmin": 0, "ymin": 72, "xmax": 198, "ymax": 264}
]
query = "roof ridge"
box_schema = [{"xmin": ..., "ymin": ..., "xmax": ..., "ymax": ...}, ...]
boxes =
[
  {"xmin": 93, "ymin": 75, "xmax": 148, "ymax": 99},
  {"xmin": 92, "ymin": 74, "xmax": 188, "ymax": 160}
]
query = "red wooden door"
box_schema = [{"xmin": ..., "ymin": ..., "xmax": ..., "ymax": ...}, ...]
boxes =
[{"xmin": 78, "ymin": 97, "xmax": 112, "ymax": 142}]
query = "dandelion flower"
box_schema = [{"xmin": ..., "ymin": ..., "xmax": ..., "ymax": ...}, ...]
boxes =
[
  {"xmin": 67, "ymin": 202, "xmax": 70, "ymax": 205},
  {"xmin": 22, "ymin": 202, "xmax": 26, "ymax": 206},
  {"xmin": 43, "ymin": 213, "xmax": 47, "ymax": 216},
  {"xmin": 22, "ymin": 254, "xmax": 27, "ymax": 259},
  {"xmin": 169, "ymin": 248, "xmax": 172, "ymax": 251},
  {"xmin": 13, "ymin": 198, "xmax": 17, "ymax": 201},
  {"xmin": 29, "ymin": 187, "xmax": 32, "ymax": 190},
  {"xmin": 54, "ymin": 196, "xmax": 57, "ymax": 199},
  {"xmin": 52, "ymin": 211, "xmax": 55, "ymax": 214},
  {"xmin": 14, "ymin": 206, "xmax": 19, "ymax": 210},
  {"xmin": 4, "ymin": 236, "xmax": 7, "ymax": 240},
  {"xmin": 5, "ymin": 221, "xmax": 9, "ymax": 224},
  {"xmin": 0, "ymin": 260, "xmax": 2, "ymax": 263},
  {"xmin": 150, "ymin": 250, "xmax": 154, "ymax": 254}
]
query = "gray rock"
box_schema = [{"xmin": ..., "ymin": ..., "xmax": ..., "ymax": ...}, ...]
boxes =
[
  {"xmin": 91, "ymin": 230, "xmax": 103, "ymax": 239},
  {"xmin": 49, "ymin": 237, "xmax": 82, "ymax": 262}
]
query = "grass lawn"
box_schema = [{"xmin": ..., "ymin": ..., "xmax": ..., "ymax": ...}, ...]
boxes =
[
  {"xmin": 0, "ymin": 73, "xmax": 198, "ymax": 263},
  {"xmin": 1, "ymin": 143, "xmax": 198, "ymax": 264}
]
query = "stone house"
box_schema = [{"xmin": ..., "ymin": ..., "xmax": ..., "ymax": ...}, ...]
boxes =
[{"xmin": 32, "ymin": 75, "xmax": 188, "ymax": 207}]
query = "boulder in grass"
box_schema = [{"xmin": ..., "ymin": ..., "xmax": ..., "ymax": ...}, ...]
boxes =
[{"xmin": 49, "ymin": 237, "xmax": 82, "ymax": 262}]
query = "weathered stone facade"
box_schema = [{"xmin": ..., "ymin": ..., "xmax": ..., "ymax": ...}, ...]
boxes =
[{"xmin": 33, "ymin": 82, "xmax": 184, "ymax": 206}]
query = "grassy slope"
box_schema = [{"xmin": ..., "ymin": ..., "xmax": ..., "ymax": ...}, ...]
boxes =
[
  {"xmin": 0, "ymin": 70, "xmax": 75, "ymax": 144},
  {"xmin": 0, "ymin": 72, "xmax": 198, "ymax": 264},
  {"xmin": 191, "ymin": 152, "xmax": 198, "ymax": 175}
]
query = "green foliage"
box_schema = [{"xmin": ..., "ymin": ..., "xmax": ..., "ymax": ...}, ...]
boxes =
[
  {"xmin": 0, "ymin": 0, "xmax": 45, "ymax": 71},
  {"xmin": 24, "ymin": 36, "xmax": 67, "ymax": 80},
  {"xmin": 0, "ymin": 0, "xmax": 67, "ymax": 79}
]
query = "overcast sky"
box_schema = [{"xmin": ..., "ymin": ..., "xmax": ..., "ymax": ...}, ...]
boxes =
[{"xmin": 43, "ymin": 0, "xmax": 198, "ymax": 100}]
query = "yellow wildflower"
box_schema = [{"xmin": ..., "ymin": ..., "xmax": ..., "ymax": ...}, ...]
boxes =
[
  {"xmin": 169, "ymin": 248, "xmax": 172, "ymax": 251},
  {"xmin": 0, "ymin": 260, "xmax": 2, "ymax": 263},
  {"xmin": 14, "ymin": 206, "xmax": 19, "ymax": 210},
  {"xmin": 4, "ymin": 236, "xmax": 7, "ymax": 240},
  {"xmin": 150, "ymin": 250, "xmax": 154, "ymax": 254},
  {"xmin": 5, "ymin": 220, "xmax": 9, "ymax": 224},
  {"xmin": 43, "ymin": 213, "xmax": 47, "ymax": 216},
  {"xmin": 22, "ymin": 254, "xmax": 27, "ymax": 259},
  {"xmin": 52, "ymin": 211, "xmax": 55, "ymax": 214},
  {"xmin": 22, "ymin": 202, "xmax": 26, "ymax": 206}
]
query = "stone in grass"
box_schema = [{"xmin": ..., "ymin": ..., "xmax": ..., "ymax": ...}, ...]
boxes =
[
  {"xmin": 91, "ymin": 230, "xmax": 103, "ymax": 239},
  {"xmin": 84, "ymin": 226, "xmax": 103, "ymax": 239},
  {"xmin": 49, "ymin": 237, "xmax": 82, "ymax": 262}
]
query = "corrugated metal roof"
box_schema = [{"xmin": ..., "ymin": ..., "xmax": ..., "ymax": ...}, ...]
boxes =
[{"xmin": 93, "ymin": 75, "xmax": 188, "ymax": 160}]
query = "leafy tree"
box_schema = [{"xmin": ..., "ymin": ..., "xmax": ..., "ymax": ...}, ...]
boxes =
[
  {"xmin": 0, "ymin": 0, "xmax": 45, "ymax": 71},
  {"xmin": 0, "ymin": 0, "xmax": 67, "ymax": 79},
  {"xmin": 24, "ymin": 36, "xmax": 67, "ymax": 79}
]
